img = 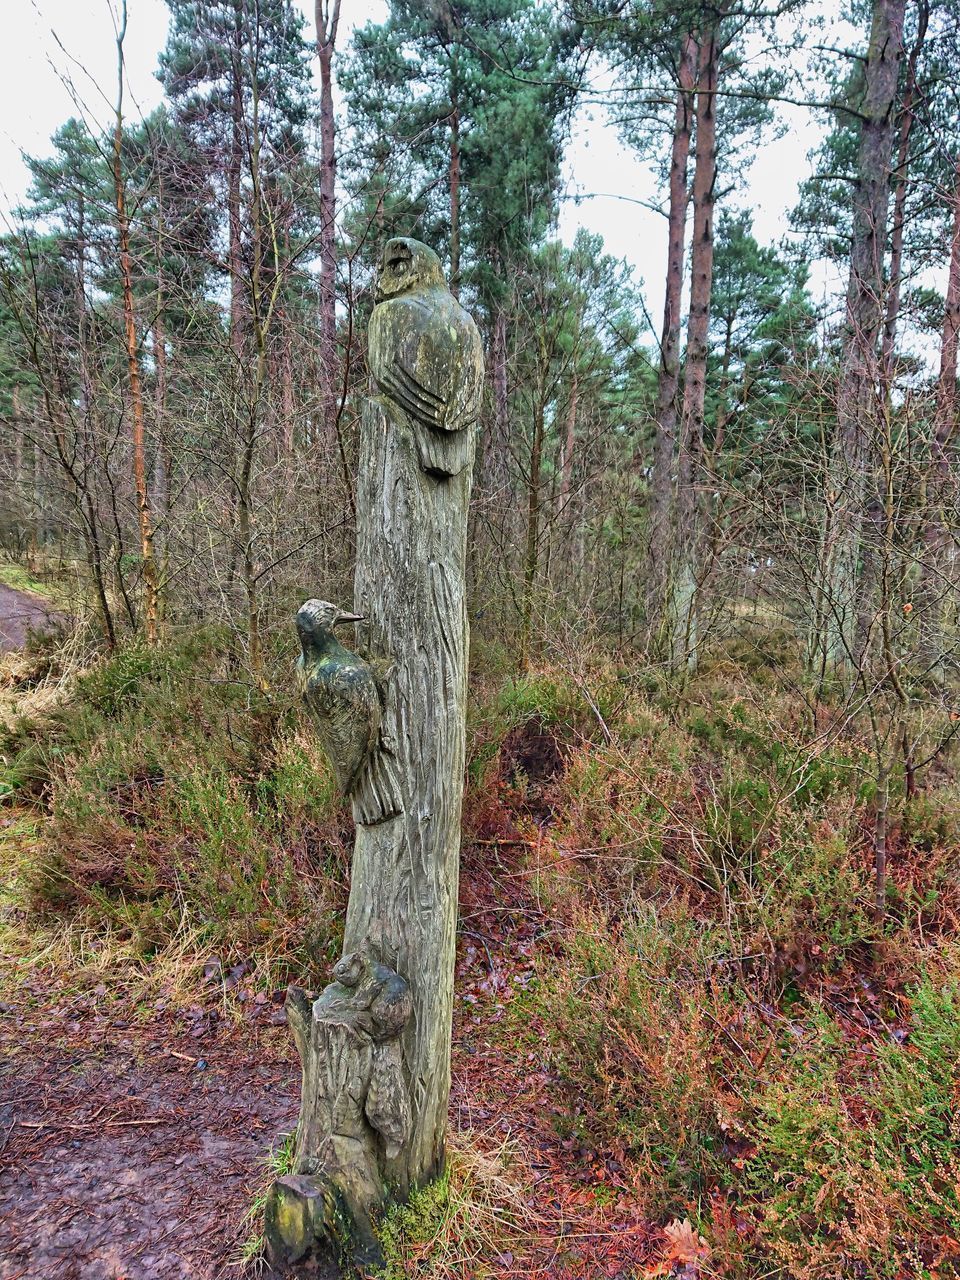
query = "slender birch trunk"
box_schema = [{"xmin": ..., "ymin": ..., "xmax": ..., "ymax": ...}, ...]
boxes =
[
  {"xmin": 671, "ymin": 31, "xmax": 718, "ymax": 672},
  {"xmin": 647, "ymin": 35, "xmax": 696, "ymax": 647},
  {"xmin": 113, "ymin": 1, "xmax": 159, "ymax": 644}
]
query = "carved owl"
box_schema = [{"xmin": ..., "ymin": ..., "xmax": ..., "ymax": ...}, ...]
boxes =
[{"xmin": 368, "ymin": 237, "xmax": 484, "ymax": 478}]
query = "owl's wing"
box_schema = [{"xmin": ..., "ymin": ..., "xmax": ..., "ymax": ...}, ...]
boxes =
[
  {"xmin": 371, "ymin": 295, "xmax": 482, "ymax": 435},
  {"xmin": 383, "ymin": 357, "xmax": 447, "ymax": 431},
  {"xmin": 369, "ymin": 303, "xmax": 439, "ymax": 428},
  {"xmin": 441, "ymin": 320, "xmax": 484, "ymax": 434}
]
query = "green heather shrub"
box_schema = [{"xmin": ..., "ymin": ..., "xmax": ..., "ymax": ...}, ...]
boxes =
[
  {"xmin": 11, "ymin": 632, "xmax": 346, "ymax": 973},
  {"xmin": 747, "ymin": 980, "xmax": 960, "ymax": 1278},
  {"xmin": 733, "ymin": 804, "xmax": 875, "ymax": 961},
  {"xmin": 534, "ymin": 685, "xmax": 876, "ymax": 979},
  {"xmin": 901, "ymin": 788, "xmax": 960, "ymax": 853},
  {"xmin": 534, "ymin": 900, "xmax": 960, "ymax": 1277},
  {"xmin": 494, "ymin": 672, "xmax": 574, "ymax": 726},
  {"xmin": 529, "ymin": 906, "xmax": 728, "ymax": 1208},
  {"xmin": 0, "ymin": 721, "xmax": 49, "ymax": 801}
]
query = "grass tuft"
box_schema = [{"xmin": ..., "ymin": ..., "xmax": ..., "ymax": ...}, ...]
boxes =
[{"xmin": 374, "ymin": 1134, "xmax": 532, "ymax": 1279}]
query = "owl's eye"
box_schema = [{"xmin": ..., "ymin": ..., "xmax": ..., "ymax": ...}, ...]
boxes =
[{"xmin": 388, "ymin": 256, "xmax": 408, "ymax": 272}]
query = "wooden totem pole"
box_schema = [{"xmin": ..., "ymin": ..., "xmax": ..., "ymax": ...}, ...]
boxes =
[{"xmin": 265, "ymin": 238, "xmax": 483, "ymax": 1268}]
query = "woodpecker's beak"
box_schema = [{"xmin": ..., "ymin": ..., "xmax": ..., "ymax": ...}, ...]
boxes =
[{"xmin": 336, "ymin": 611, "xmax": 364, "ymax": 625}]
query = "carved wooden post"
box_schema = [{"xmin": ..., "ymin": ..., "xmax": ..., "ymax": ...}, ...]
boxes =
[{"xmin": 266, "ymin": 238, "xmax": 483, "ymax": 1269}]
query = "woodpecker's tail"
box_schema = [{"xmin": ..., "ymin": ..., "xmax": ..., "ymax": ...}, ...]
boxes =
[{"xmin": 352, "ymin": 745, "xmax": 402, "ymax": 826}]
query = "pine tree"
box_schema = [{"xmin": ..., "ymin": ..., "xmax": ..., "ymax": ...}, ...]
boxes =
[
  {"xmin": 158, "ymin": 0, "xmax": 317, "ymax": 680},
  {"xmin": 341, "ymin": 0, "xmax": 573, "ymax": 525},
  {"xmin": 158, "ymin": 0, "xmax": 314, "ymax": 357}
]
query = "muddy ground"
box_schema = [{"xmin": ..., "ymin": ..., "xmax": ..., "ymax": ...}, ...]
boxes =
[
  {"xmin": 0, "ymin": 585, "xmax": 62, "ymax": 652},
  {"xmin": 0, "ymin": 993, "xmax": 300, "ymax": 1280}
]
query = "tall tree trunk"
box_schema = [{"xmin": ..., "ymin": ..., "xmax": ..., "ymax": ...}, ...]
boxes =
[
  {"xmin": 881, "ymin": 0, "xmax": 927, "ymax": 388},
  {"xmin": 281, "ymin": 320, "xmax": 296, "ymax": 456},
  {"xmin": 152, "ymin": 180, "xmax": 172, "ymax": 617},
  {"xmin": 229, "ymin": 15, "xmax": 245, "ymax": 365},
  {"xmin": 918, "ymin": 154, "xmax": 960, "ymax": 667},
  {"xmin": 12, "ymin": 385, "xmax": 23, "ymax": 485},
  {"xmin": 152, "ymin": 313, "xmax": 170, "ymax": 522},
  {"xmin": 75, "ymin": 195, "xmax": 133, "ymax": 628},
  {"xmin": 14, "ymin": 251, "xmax": 117, "ymax": 645},
  {"xmin": 937, "ymin": 162, "xmax": 960, "ymax": 445},
  {"xmin": 487, "ymin": 304, "xmax": 509, "ymax": 494},
  {"xmin": 520, "ymin": 391, "xmax": 545, "ymax": 673},
  {"xmin": 242, "ymin": 42, "xmax": 268, "ymax": 688},
  {"xmin": 449, "ymin": 103, "xmax": 461, "ymax": 299},
  {"xmin": 558, "ymin": 372, "xmax": 578, "ymax": 516},
  {"xmin": 152, "ymin": 165, "xmax": 170, "ymax": 552},
  {"xmin": 316, "ymin": 0, "xmax": 341, "ymax": 442},
  {"xmin": 113, "ymin": 2, "xmax": 160, "ymax": 645},
  {"xmin": 83, "ymin": 487, "xmax": 117, "ymax": 651},
  {"xmin": 671, "ymin": 31, "xmax": 718, "ymax": 672},
  {"xmin": 647, "ymin": 34, "xmax": 696, "ymax": 647},
  {"xmin": 823, "ymin": 0, "xmax": 906, "ymax": 670},
  {"xmin": 152, "ymin": 315, "xmax": 170, "ymax": 623}
]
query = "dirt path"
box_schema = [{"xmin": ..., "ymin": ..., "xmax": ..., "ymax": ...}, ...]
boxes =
[
  {"xmin": 0, "ymin": 853, "xmax": 655, "ymax": 1279},
  {"xmin": 0, "ymin": 583, "xmax": 62, "ymax": 650},
  {"xmin": 0, "ymin": 997, "xmax": 300, "ymax": 1280},
  {"xmin": 0, "ymin": 933, "xmax": 656, "ymax": 1280}
]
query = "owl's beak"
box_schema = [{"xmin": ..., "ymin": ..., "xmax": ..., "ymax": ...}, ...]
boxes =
[{"xmin": 336, "ymin": 610, "xmax": 365, "ymax": 625}]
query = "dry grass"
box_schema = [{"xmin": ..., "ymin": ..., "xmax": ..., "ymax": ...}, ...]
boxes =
[
  {"xmin": 374, "ymin": 1131, "xmax": 538, "ymax": 1279},
  {"xmin": 0, "ymin": 625, "xmax": 92, "ymax": 733}
]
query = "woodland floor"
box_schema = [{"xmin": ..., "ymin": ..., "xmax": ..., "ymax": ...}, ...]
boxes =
[
  {"xmin": 0, "ymin": 991, "xmax": 300, "ymax": 1280},
  {"xmin": 0, "ymin": 874, "xmax": 656, "ymax": 1280},
  {"xmin": 15, "ymin": 593, "xmax": 942, "ymax": 1277}
]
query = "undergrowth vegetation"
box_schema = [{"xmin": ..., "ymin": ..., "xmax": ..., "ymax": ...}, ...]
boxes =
[
  {"xmin": 3, "ymin": 622, "xmax": 960, "ymax": 1276},
  {"xmin": 1, "ymin": 628, "xmax": 349, "ymax": 990}
]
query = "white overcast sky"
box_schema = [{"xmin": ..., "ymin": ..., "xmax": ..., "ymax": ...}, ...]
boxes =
[{"xmin": 0, "ymin": 0, "xmax": 837, "ymax": 336}]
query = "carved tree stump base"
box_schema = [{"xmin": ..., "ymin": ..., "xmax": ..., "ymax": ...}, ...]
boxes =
[
  {"xmin": 264, "ymin": 1173, "xmax": 340, "ymax": 1267},
  {"xmin": 266, "ymin": 962, "xmax": 412, "ymax": 1270},
  {"xmin": 264, "ymin": 1169, "xmax": 383, "ymax": 1270}
]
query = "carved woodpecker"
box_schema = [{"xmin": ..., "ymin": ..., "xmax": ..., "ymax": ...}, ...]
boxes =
[{"xmin": 295, "ymin": 600, "xmax": 380, "ymax": 801}]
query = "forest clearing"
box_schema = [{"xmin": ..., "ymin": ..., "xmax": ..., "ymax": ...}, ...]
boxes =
[{"xmin": 2, "ymin": 0, "xmax": 960, "ymax": 1277}]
